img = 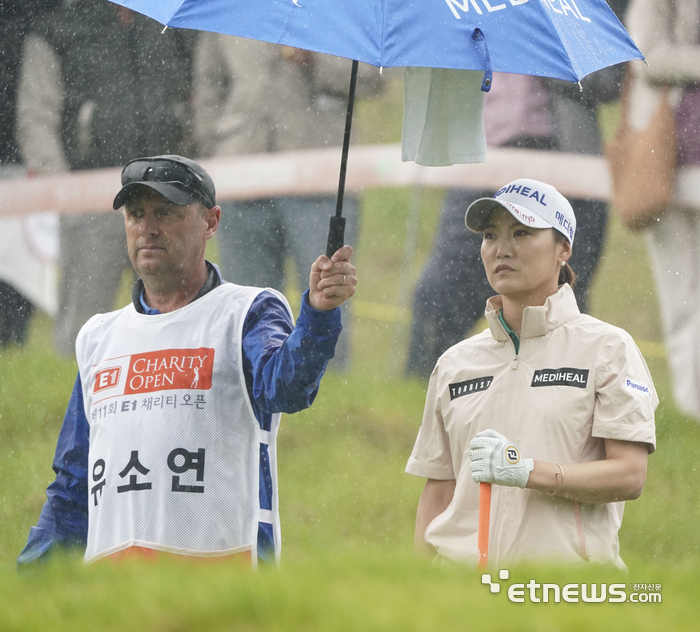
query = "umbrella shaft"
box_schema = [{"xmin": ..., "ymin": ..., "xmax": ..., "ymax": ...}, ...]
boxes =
[
  {"xmin": 326, "ymin": 59, "xmax": 358, "ymax": 258},
  {"xmin": 335, "ymin": 59, "xmax": 359, "ymax": 220}
]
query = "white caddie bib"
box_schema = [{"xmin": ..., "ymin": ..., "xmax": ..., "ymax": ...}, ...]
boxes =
[{"xmin": 76, "ymin": 283, "xmax": 291, "ymax": 564}]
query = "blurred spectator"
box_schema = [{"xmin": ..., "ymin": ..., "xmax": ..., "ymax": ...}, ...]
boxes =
[
  {"xmin": 0, "ymin": 213, "xmax": 58, "ymax": 347},
  {"xmin": 406, "ymin": 66, "xmax": 624, "ymax": 378},
  {"xmin": 626, "ymin": 0, "xmax": 700, "ymax": 419},
  {"xmin": 0, "ymin": 283, "xmax": 32, "ymax": 346},
  {"xmin": 0, "ymin": 0, "xmax": 60, "ymax": 164},
  {"xmin": 194, "ymin": 36, "xmax": 384, "ymax": 368},
  {"xmin": 0, "ymin": 0, "xmax": 60, "ymax": 346},
  {"xmin": 16, "ymin": 0, "xmax": 195, "ymax": 357}
]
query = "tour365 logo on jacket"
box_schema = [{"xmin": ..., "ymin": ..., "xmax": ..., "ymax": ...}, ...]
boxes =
[
  {"xmin": 92, "ymin": 348, "xmax": 215, "ymax": 404},
  {"xmin": 449, "ymin": 376, "xmax": 494, "ymax": 400}
]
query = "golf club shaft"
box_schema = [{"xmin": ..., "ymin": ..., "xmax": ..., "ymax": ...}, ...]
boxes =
[
  {"xmin": 478, "ymin": 482, "xmax": 491, "ymax": 570},
  {"xmin": 326, "ymin": 59, "xmax": 358, "ymax": 259}
]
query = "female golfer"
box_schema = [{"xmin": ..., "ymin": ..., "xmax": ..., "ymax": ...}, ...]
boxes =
[{"xmin": 406, "ymin": 178, "xmax": 657, "ymax": 568}]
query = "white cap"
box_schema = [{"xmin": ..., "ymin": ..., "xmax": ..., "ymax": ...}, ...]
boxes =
[{"xmin": 465, "ymin": 178, "xmax": 576, "ymax": 246}]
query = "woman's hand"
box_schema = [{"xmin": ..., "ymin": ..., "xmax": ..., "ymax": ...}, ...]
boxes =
[
  {"xmin": 469, "ymin": 430, "xmax": 649, "ymax": 503},
  {"xmin": 469, "ymin": 429, "xmax": 534, "ymax": 488}
]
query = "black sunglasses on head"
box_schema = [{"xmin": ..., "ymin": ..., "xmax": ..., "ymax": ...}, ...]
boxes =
[{"xmin": 121, "ymin": 158, "xmax": 215, "ymax": 208}]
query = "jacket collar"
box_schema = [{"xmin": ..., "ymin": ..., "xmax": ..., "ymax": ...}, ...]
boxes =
[
  {"xmin": 131, "ymin": 261, "xmax": 223, "ymax": 314},
  {"xmin": 485, "ymin": 283, "xmax": 580, "ymax": 342}
]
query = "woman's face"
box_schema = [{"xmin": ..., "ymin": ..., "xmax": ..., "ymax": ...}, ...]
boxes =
[{"xmin": 480, "ymin": 207, "xmax": 570, "ymax": 302}]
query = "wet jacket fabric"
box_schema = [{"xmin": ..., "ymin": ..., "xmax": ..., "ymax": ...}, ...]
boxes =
[
  {"xmin": 406, "ymin": 284, "xmax": 657, "ymax": 568},
  {"xmin": 17, "ymin": 0, "xmax": 193, "ymax": 173}
]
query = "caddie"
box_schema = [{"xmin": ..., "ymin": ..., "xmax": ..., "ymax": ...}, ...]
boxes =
[
  {"xmin": 18, "ymin": 155, "xmax": 357, "ymax": 566},
  {"xmin": 407, "ymin": 178, "xmax": 657, "ymax": 568}
]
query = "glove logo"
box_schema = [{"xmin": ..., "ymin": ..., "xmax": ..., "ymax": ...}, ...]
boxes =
[{"xmin": 505, "ymin": 446, "xmax": 520, "ymax": 464}]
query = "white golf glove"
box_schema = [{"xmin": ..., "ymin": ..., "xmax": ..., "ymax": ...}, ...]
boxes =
[{"xmin": 469, "ymin": 429, "xmax": 534, "ymax": 488}]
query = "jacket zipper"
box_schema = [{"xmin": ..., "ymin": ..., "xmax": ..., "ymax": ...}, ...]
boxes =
[{"xmin": 494, "ymin": 334, "xmax": 521, "ymax": 558}]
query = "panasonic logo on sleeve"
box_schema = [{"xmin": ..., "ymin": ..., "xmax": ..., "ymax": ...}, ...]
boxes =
[
  {"xmin": 531, "ymin": 368, "xmax": 589, "ymax": 388},
  {"xmin": 449, "ymin": 376, "xmax": 494, "ymax": 400},
  {"xmin": 625, "ymin": 377, "xmax": 652, "ymax": 398}
]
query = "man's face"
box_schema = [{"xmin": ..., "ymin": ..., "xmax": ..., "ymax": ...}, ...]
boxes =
[{"xmin": 123, "ymin": 189, "xmax": 218, "ymax": 285}]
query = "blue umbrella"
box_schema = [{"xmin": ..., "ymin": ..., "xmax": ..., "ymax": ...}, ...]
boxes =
[
  {"xmin": 107, "ymin": 0, "xmax": 643, "ymax": 253},
  {"xmin": 110, "ymin": 0, "xmax": 641, "ymax": 81}
]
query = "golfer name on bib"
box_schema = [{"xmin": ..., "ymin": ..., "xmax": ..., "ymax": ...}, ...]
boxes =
[
  {"xmin": 531, "ymin": 367, "xmax": 589, "ymax": 388},
  {"xmin": 444, "ymin": 0, "xmax": 591, "ymax": 23},
  {"xmin": 449, "ymin": 376, "xmax": 494, "ymax": 400}
]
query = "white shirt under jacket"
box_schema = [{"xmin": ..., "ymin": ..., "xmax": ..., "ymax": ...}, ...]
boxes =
[{"xmin": 406, "ymin": 284, "xmax": 657, "ymax": 568}]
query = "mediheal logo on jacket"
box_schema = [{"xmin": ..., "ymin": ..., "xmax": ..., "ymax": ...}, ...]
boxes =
[
  {"xmin": 91, "ymin": 348, "xmax": 215, "ymax": 402},
  {"xmin": 531, "ymin": 367, "xmax": 589, "ymax": 388}
]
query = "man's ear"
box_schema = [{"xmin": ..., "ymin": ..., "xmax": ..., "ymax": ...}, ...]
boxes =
[{"xmin": 204, "ymin": 205, "xmax": 221, "ymax": 239}]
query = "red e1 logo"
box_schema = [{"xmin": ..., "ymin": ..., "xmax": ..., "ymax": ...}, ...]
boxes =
[{"xmin": 94, "ymin": 367, "xmax": 121, "ymax": 393}]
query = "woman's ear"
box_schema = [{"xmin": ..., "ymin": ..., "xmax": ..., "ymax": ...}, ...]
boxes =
[{"xmin": 559, "ymin": 236, "xmax": 572, "ymax": 264}]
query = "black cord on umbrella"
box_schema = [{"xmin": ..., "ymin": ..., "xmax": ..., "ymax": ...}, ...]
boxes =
[{"xmin": 326, "ymin": 59, "xmax": 359, "ymax": 259}]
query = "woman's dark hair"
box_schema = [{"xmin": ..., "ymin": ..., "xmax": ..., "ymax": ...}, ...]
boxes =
[{"xmin": 554, "ymin": 232, "xmax": 577, "ymax": 288}]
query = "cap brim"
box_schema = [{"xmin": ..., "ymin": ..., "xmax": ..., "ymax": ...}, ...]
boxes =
[
  {"xmin": 465, "ymin": 198, "xmax": 552, "ymax": 232},
  {"xmin": 112, "ymin": 182, "xmax": 201, "ymax": 210}
]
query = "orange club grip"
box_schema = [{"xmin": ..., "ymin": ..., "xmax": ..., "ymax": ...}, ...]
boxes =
[{"xmin": 477, "ymin": 481, "xmax": 492, "ymax": 570}]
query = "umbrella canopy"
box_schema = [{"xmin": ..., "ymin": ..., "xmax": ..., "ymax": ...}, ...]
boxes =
[
  {"xmin": 112, "ymin": 0, "xmax": 643, "ymax": 82},
  {"xmin": 108, "ymin": 0, "xmax": 643, "ymax": 255}
]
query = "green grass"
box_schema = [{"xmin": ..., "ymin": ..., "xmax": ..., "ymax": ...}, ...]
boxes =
[
  {"xmin": 2, "ymin": 84, "xmax": 699, "ymax": 627},
  {"xmin": 3, "ymin": 554, "xmax": 697, "ymax": 632},
  {"xmin": 3, "ymin": 202, "xmax": 699, "ymax": 627}
]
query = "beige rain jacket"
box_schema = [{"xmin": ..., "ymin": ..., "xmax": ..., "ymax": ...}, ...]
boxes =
[{"xmin": 406, "ymin": 284, "xmax": 657, "ymax": 568}]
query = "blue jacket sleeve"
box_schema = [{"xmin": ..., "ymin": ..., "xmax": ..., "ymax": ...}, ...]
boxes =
[
  {"xmin": 17, "ymin": 373, "xmax": 89, "ymax": 566},
  {"xmin": 242, "ymin": 289, "xmax": 342, "ymax": 415}
]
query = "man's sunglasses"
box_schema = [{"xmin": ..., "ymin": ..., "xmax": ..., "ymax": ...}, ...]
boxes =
[{"xmin": 121, "ymin": 158, "xmax": 215, "ymax": 208}]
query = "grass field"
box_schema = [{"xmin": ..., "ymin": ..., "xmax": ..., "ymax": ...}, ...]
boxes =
[{"xmin": 2, "ymin": 86, "xmax": 700, "ymax": 629}]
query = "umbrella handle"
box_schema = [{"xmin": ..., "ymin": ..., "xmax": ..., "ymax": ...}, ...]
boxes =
[
  {"xmin": 325, "ymin": 215, "xmax": 346, "ymax": 259},
  {"xmin": 477, "ymin": 481, "xmax": 491, "ymax": 570},
  {"xmin": 325, "ymin": 59, "xmax": 358, "ymax": 259}
]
